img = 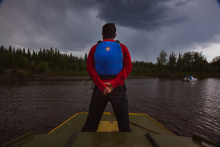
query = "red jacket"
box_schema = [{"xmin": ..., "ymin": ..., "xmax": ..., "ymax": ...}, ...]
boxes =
[{"xmin": 87, "ymin": 39, "xmax": 132, "ymax": 92}]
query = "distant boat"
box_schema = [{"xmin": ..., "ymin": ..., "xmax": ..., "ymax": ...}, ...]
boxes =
[{"xmin": 183, "ymin": 75, "xmax": 198, "ymax": 82}]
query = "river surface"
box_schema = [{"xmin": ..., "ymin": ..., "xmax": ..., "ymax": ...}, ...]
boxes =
[{"xmin": 0, "ymin": 77, "xmax": 220, "ymax": 144}]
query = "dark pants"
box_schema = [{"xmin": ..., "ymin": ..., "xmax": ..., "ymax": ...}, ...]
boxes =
[{"xmin": 81, "ymin": 84, "xmax": 131, "ymax": 132}]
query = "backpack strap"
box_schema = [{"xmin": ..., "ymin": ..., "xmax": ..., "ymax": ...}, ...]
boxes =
[
  {"xmin": 115, "ymin": 40, "xmax": 120, "ymax": 43},
  {"xmin": 97, "ymin": 40, "xmax": 120, "ymax": 44},
  {"xmin": 90, "ymin": 81, "xmax": 94, "ymax": 90},
  {"xmin": 97, "ymin": 40, "xmax": 102, "ymax": 44}
]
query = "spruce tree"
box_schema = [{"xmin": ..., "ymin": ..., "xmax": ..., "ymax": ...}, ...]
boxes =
[
  {"xmin": 0, "ymin": 45, "xmax": 4, "ymax": 53},
  {"xmin": 9, "ymin": 45, "xmax": 12, "ymax": 53},
  {"xmin": 43, "ymin": 48, "xmax": 46, "ymax": 61},
  {"xmin": 23, "ymin": 48, "xmax": 26, "ymax": 56},
  {"xmin": 84, "ymin": 52, "xmax": 87, "ymax": 63},
  {"xmin": 28, "ymin": 48, "xmax": 31, "ymax": 60}
]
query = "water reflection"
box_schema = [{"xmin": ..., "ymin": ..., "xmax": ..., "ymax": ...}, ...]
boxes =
[
  {"xmin": 198, "ymin": 78, "xmax": 220, "ymax": 136},
  {"xmin": 126, "ymin": 78, "xmax": 220, "ymax": 140},
  {"xmin": 0, "ymin": 78, "xmax": 219, "ymax": 143}
]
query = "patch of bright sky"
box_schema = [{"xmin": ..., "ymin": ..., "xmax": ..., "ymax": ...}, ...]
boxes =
[
  {"xmin": 63, "ymin": 50, "xmax": 86, "ymax": 58},
  {"xmin": 13, "ymin": 45, "xmax": 29, "ymax": 51},
  {"xmin": 193, "ymin": 43, "xmax": 220, "ymax": 63},
  {"xmin": 13, "ymin": 44, "xmax": 87, "ymax": 58},
  {"xmin": 13, "ymin": 42, "xmax": 220, "ymax": 62}
]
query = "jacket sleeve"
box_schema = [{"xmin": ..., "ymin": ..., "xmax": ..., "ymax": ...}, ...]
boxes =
[
  {"xmin": 87, "ymin": 45, "xmax": 108, "ymax": 92},
  {"xmin": 110, "ymin": 44, "xmax": 132, "ymax": 88}
]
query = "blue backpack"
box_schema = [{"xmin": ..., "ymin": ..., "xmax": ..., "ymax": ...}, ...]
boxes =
[{"xmin": 94, "ymin": 40, "xmax": 123, "ymax": 75}]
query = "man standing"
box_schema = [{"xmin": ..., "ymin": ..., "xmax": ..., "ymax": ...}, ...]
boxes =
[{"xmin": 82, "ymin": 23, "xmax": 132, "ymax": 132}]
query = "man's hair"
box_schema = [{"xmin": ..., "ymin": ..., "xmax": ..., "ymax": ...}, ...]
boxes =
[{"xmin": 102, "ymin": 23, "xmax": 116, "ymax": 39}]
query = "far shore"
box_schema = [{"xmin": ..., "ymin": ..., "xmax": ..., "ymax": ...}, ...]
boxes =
[
  {"xmin": 0, "ymin": 75, "xmax": 90, "ymax": 80},
  {"xmin": 1, "ymin": 70, "xmax": 219, "ymax": 81},
  {"xmin": 0, "ymin": 74, "xmax": 202, "ymax": 81}
]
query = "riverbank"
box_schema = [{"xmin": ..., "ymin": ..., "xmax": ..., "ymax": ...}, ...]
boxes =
[
  {"xmin": 0, "ymin": 67, "xmax": 219, "ymax": 81},
  {"xmin": 1, "ymin": 73, "xmax": 217, "ymax": 81},
  {"xmin": 0, "ymin": 74, "xmax": 90, "ymax": 80},
  {"xmin": 0, "ymin": 73, "xmax": 181, "ymax": 81},
  {"xmin": 0, "ymin": 74, "xmax": 166, "ymax": 81}
]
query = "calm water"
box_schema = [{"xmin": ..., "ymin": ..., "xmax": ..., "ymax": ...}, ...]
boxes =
[{"xmin": 0, "ymin": 77, "xmax": 220, "ymax": 144}]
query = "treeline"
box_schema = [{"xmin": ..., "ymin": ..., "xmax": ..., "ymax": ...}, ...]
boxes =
[
  {"xmin": 131, "ymin": 50, "xmax": 220, "ymax": 77},
  {"xmin": 0, "ymin": 45, "xmax": 220, "ymax": 77},
  {"xmin": 0, "ymin": 45, "xmax": 87, "ymax": 75}
]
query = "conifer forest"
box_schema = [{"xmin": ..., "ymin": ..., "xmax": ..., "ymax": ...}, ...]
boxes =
[{"xmin": 0, "ymin": 45, "xmax": 220, "ymax": 78}]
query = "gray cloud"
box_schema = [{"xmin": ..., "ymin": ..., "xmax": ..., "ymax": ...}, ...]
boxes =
[
  {"xmin": 95, "ymin": 0, "xmax": 191, "ymax": 31},
  {"xmin": 0, "ymin": 0, "xmax": 101, "ymax": 51},
  {"xmin": 110, "ymin": 0, "xmax": 220, "ymax": 62},
  {"xmin": 0, "ymin": 0, "xmax": 220, "ymax": 62}
]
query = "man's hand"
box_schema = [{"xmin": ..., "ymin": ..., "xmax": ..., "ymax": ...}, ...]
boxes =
[
  {"xmin": 103, "ymin": 82, "xmax": 114, "ymax": 91},
  {"xmin": 103, "ymin": 87, "xmax": 111, "ymax": 95}
]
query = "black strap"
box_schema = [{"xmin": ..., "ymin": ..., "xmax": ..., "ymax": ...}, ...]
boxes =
[
  {"xmin": 115, "ymin": 40, "xmax": 120, "ymax": 43},
  {"xmin": 97, "ymin": 40, "xmax": 120, "ymax": 44},
  {"xmin": 65, "ymin": 131, "xmax": 77, "ymax": 147},
  {"xmin": 99, "ymin": 75, "xmax": 117, "ymax": 80},
  {"xmin": 97, "ymin": 40, "xmax": 102, "ymax": 44},
  {"xmin": 90, "ymin": 81, "xmax": 94, "ymax": 90},
  {"xmin": 146, "ymin": 132, "xmax": 160, "ymax": 147}
]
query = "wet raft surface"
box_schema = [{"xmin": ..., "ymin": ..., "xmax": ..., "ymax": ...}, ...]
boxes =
[
  {"xmin": 11, "ymin": 132, "xmax": 201, "ymax": 147},
  {"xmin": 7, "ymin": 113, "xmax": 207, "ymax": 147},
  {"xmin": 49, "ymin": 112, "xmax": 173, "ymax": 135}
]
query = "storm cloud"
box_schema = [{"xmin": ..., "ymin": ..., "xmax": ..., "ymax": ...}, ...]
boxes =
[
  {"xmin": 96, "ymin": 0, "xmax": 191, "ymax": 31},
  {"xmin": 0, "ymin": 0, "xmax": 220, "ymax": 62}
]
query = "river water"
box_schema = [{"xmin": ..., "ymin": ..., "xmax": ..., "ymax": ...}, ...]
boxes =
[{"xmin": 0, "ymin": 77, "xmax": 220, "ymax": 144}]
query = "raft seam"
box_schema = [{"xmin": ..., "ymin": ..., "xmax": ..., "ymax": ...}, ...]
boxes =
[
  {"xmin": 129, "ymin": 113, "xmax": 145, "ymax": 115},
  {"xmin": 48, "ymin": 113, "xmax": 79, "ymax": 134},
  {"xmin": 145, "ymin": 114, "xmax": 175, "ymax": 136}
]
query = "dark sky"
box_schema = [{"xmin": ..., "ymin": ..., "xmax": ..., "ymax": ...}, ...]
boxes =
[{"xmin": 0, "ymin": 0, "xmax": 220, "ymax": 62}]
